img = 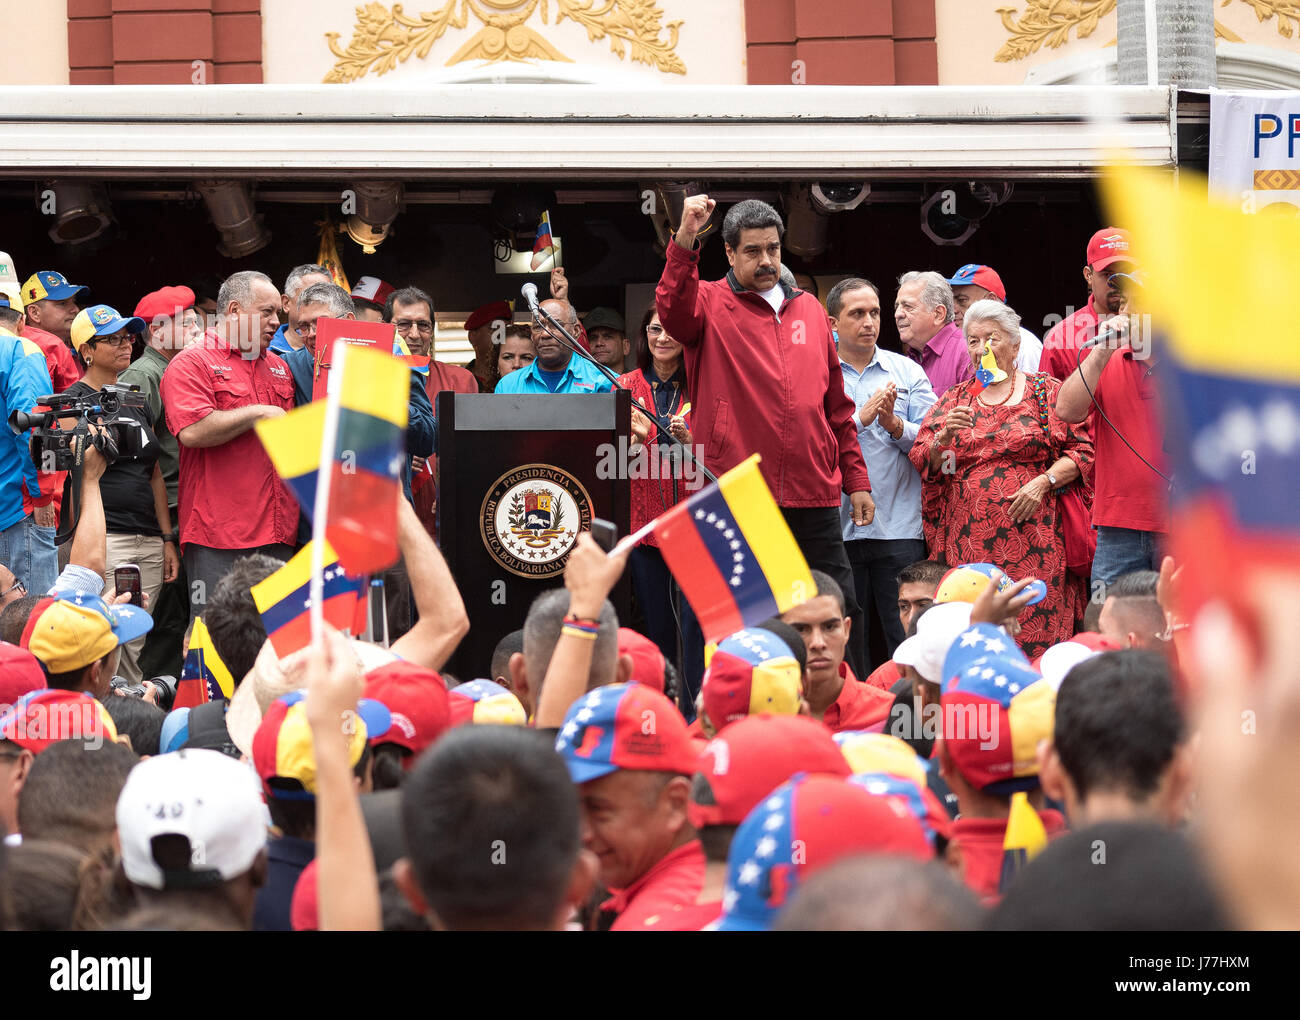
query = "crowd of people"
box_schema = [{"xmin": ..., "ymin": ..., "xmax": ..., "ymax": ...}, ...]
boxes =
[{"xmin": 0, "ymin": 194, "xmax": 1283, "ymax": 935}]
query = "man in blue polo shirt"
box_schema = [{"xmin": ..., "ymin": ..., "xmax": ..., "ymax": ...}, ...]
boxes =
[
  {"xmin": 495, "ymin": 299, "xmax": 613, "ymax": 395},
  {"xmin": 827, "ymin": 277, "xmax": 936, "ymax": 662}
]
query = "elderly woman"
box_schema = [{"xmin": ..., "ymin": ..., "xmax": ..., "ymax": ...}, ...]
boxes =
[{"xmin": 908, "ymin": 299, "xmax": 1093, "ymax": 656}]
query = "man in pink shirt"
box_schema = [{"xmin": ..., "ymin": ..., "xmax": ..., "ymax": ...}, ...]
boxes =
[
  {"xmin": 895, "ymin": 271, "xmax": 971, "ymax": 398},
  {"xmin": 1041, "ymin": 228, "xmax": 1135, "ymax": 381}
]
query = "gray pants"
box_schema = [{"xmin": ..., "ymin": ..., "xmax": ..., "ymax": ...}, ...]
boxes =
[{"xmin": 183, "ymin": 542, "xmax": 295, "ymax": 624}]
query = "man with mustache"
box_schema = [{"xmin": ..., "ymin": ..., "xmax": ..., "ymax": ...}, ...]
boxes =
[{"xmin": 656, "ymin": 196, "xmax": 874, "ymax": 680}]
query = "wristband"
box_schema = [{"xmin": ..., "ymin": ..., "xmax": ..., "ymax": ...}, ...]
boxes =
[
  {"xmin": 561, "ymin": 624, "xmax": 598, "ymax": 641},
  {"xmin": 563, "ymin": 614, "xmax": 600, "ymax": 629}
]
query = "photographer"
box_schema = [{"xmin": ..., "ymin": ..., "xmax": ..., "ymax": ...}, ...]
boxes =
[
  {"xmin": 0, "ymin": 294, "xmax": 57, "ymax": 594},
  {"xmin": 62, "ymin": 304, "xmax": 177, "ymax": 684}
]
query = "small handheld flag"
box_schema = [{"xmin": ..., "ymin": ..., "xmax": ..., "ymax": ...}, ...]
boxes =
[
  {"xmin": 175, "ymin": 615, "xmax": 235, "ymax": 707},
  {"xmin": 251, "ymin": 541, "xmax": 365, "ymax": 658},
  {"xmin": 972, "ymin": 340, "xmax": 1008, "ymax": 393},
  {"xmin": 393, "ymin": 330, "xmax": 429, "ymax": 376},
  {"xmin": 628, "ymin": 454, "xmax": 814, "ymax": 643},
  {"xmin": 531, "ymin": 210, "xmax": 556, "ymax": 271},
  {"xmin": 321, "ymin": 343, "xmax": 410, "ymax": 575},
  {"xmin": 1000, "ymin": 790, "xmax": 1047, "ymax": 892}
]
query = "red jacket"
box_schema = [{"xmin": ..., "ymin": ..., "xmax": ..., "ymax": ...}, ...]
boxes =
[
  {"xmin": 656, "ymin": 243, "xmax": 870, "ymax": 507},
  {"xmin": 616, "ymin": 367, "xmax": 702, "ymax": 547}
]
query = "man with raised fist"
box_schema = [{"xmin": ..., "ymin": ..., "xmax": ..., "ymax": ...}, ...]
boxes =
[{"xmin": 656, "ymin": 194, "xmax": 874, "ymax": 678}]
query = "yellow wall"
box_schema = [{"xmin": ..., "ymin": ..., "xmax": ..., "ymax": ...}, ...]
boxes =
[
  {"xmin": 938, "ymin": 0, "xmax": 1300, "ymax": 85},
  {"xmin": 265, "ymin": 0, "xmax": 747, "ymax": 86},
  {"xmin": 0, "ymin": 0, "xmax": 68, "ymax": 85}
]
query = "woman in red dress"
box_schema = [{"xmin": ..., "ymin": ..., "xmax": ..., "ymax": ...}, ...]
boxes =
[
  {"xmin": 909, "ymin": 300, "xmax": 1094, "ymax": 657},
  {"xmin": 617, "ymin": 305, "xmax": 705, "ymax": 707}
]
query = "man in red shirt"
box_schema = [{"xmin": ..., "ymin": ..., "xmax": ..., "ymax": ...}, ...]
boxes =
[
  {"xmin": 657, "ymin": 195, "xmax": 873, "ymax": 680},
  {"xmin": 160, "ymin": 270, "xmax": 297, "ymax": 625},
  {"xmin": 1055, "ymin": 284, "xmax": 1168, "ymax": 588},
  {"xmin": 554, "ymin": 681, "xmax": 704, "ymax": 930},
  {"xmin": 1041, "ymin": 228, "xmax": 1135, "ymax": 381},
  {"xmin": 780, "ymin": 571, "xmax": 894, "ymax": 733}
]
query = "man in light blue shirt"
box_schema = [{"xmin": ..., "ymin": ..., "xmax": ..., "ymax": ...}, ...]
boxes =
[
  {"xmin": 828, "ymin": 277, "xmax": 936, "ymax": 660},
  {"xmin": 496, "ymin": 298, "xmax": 613, "ymax": 395}
]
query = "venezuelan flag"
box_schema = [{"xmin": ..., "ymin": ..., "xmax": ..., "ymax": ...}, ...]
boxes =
[
  {"xmin": 251, "ymin": 540, "xmax": 365, "ymax": 658},
  {"xmin": 652, "ymin": 454, "xmax": 814, "ymax": 643},
  {"xmin": 999, "ymin": 790, "xmax": 1047, "ymax": 893},
  {"xmin": 530, "ymin": 210, "xmax": 555, "ymax": 271},
  {"xmin": 1103, "ymin": 167, "xmax": 1300, "ymax": 618},
  {"xmin": 175, "ymin": 615, "xmax": 236, "ymax": 707},
  {"xmin": 256, "ymin": 400, "xmax": 326, "ymax": 516},
  {"xmin": 326, "ymin": 343, "xmax": 409, "ymax": 574},
  {"xmin": 971, "ymin": 340, "xmax": 1007, "ymax": 393},
  {"xmin": 393, "ymin": 331, "xmax": 429, "ymax": 377}
]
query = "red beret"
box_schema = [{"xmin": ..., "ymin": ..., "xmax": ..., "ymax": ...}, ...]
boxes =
[
  {"xmin": 133, "ymin": 285, "xmax": 196, "ymax": 324},
  {"xmin": 465, "ymin": 301, "xmax": 513, "ymax": 332}
]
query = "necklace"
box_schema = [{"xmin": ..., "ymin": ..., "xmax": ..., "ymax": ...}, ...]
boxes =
[{"xmin": 977, "ymin": 368, "xmax": 1019, "ymax": 408}]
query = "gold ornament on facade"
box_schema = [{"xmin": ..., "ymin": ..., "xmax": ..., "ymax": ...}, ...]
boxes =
[
  {"xmin": 324, "ymin": 0, "xmax": 685, "ymax": 83},
  {"xmin": 1235, "ymin": 1, "xmax": 1300, "ymax": 39},
  {"xmin": 995, "ymin": 0, "xmax": 1272, "ymax": 62}
]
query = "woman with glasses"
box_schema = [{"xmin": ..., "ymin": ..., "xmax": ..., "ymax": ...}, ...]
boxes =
[
  {"xmin": 64, "ymin": 305, "xmax": 179, "ymax": 682},
  {"xmin": 617, "ymin": 305, "xmax": 706, "ymax": 711}
]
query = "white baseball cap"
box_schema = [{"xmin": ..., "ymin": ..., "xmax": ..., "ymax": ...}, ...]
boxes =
[
  {"xmin": 892, "ymin": 602, "xmax": 975, "ymax": 686},
  {"xmin": 116, "ymin": 748, "xmax": 266, "ymax": 890}
]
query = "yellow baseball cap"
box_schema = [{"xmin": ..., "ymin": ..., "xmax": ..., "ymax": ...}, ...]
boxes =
[
  {"xmin": 20, "ymin": 592, "xmax": 154, "ymax": 673},
  {"xmin": 21, "ymin": 270, "xmax": 89, "ymax": 305}
]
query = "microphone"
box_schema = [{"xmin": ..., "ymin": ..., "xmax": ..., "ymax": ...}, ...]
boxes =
[{"xmin": 520, "ymin": 282, "xmax": 540, "ymax": 315}]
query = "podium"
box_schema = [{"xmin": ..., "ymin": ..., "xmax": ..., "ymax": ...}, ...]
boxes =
[{"xmin": 436, "ymin": 391, "xmax": 632, "ymax": 680}]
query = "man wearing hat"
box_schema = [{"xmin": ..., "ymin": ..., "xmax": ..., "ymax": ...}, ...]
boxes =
[
  {"xmin": 250, "ymin": 689, "xmax": 390, "ymax": 931},
  {"xmin": 462, "ymin": 299, "xmax": 513, "ymax": 391},
  {"xmin": 0, "ymin": 309, "xmax": 57, "ymax": 595},
  {"xmin": 116, "ymin": 748, "xmax": 269, "ymax": 929},
  {"xmin": 554, "ymin": 682, "xmax": 706, "ymax": 930},
  {"xmin": 946, "ymin": 263, "xmax": 1043, "ymax": 373},
  {"xmin": 19, "ymin": 591, "xmax": 153, "ymax": 696},
  {"xmin": 349, "ymin": 275, "xmax": 395, "ymax": 323},
  {"xmin": 121, "ymin": 286, "xmax": 201, "ymax": 678},
  {"xmin": 1041, "ymin": 227, "xmax": 1136, "ymax": 381},
  {"xmin": 583, "ymin": 307, "xmax": 630, "ymax": 372},
  {"xmin": 19, "ymin": 271, "xmax": 87, "ymax": 391}
]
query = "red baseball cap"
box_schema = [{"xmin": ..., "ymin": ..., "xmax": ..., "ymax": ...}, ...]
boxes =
[
  {"xmin": 350, "ymin": 276, "xmax": 395, "ymax": 311},
  {"xmin": 689, "ymin": 714, "xmax": 851, "ymax": 828},
  {"xmin": 946, "ymin": 264, "xmax": 1006, "ymax": 302},
  {"xmin": 0, "ymin": 689, "xmax": 118, "ymax": 754},
  {"xmin": 133, "ymin": 285, "xmax": 195, "ymax": 325},
  {"xmin": 618, "ymin": 628, "xmax": 666, "ymax": 693},
  {"xmin": 1086, "ymin": 228, "xmax": 1134, "ymax": 271},
  {"xmin": 0, "ymin": 642, "xmax": 47, "ymax": 708},
  {"xmin": 554, "ymin": 682, "xmax": 697, "ymax": 783},
  {"xmin": 363, "ymin": 661, "xmax": 451, "ymax": 766}
]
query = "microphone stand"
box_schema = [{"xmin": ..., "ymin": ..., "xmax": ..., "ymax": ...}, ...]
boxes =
[{"xmin": 530, "ymin": 301, "xmax": 718, "ymax": 486}]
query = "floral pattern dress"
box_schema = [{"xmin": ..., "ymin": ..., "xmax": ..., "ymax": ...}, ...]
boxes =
[{"xmin": 908, "ymin": 373, "xmax": 1094, "ymax": 658}]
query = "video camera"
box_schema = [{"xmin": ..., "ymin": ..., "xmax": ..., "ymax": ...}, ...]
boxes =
[{"xmin": 8, "ymin": 383, "xmax": 147, "ymax": 473}]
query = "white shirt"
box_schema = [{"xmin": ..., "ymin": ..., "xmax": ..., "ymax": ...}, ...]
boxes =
[
  {"xmin": 757, "ymin": 284, "xmax": 783, "ymax": 314},
  {"xmin": 1017, "ymin": 327, "xmax": 1043, "ymax": 373}
]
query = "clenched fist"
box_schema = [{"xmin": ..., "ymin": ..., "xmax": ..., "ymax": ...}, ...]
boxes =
[{"xmin": 676, "ymin": 194, "xmax": 717, "ymax": 250}]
